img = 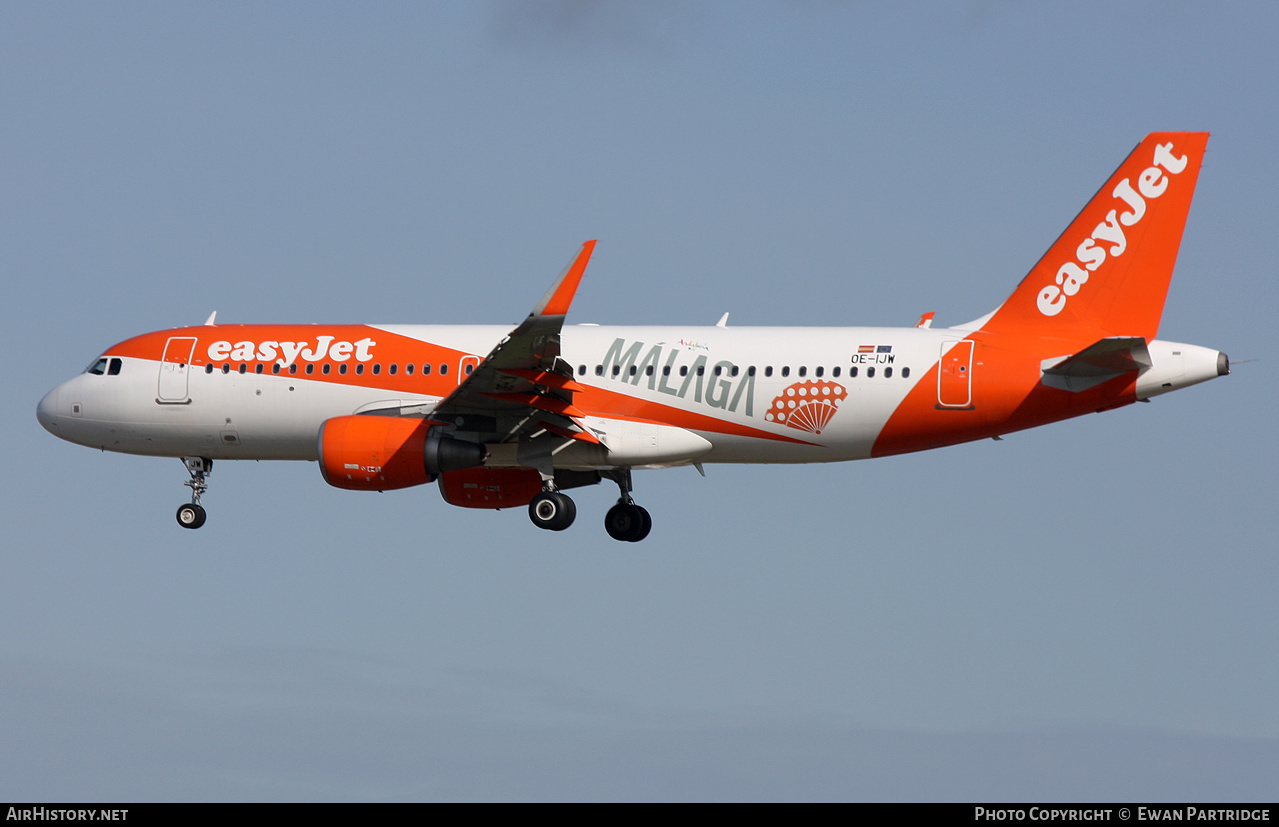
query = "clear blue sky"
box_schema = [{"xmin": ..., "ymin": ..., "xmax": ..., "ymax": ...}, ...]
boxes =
[{"xmin": 2, "ymin": 1, "xmax": 1276, "ymax": 801}]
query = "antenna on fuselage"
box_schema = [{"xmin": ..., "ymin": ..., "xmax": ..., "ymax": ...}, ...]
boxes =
[
  {"xmin": 716, "ymin": 312, "xmax": 729, "ymax": 328},
  {"xmin": 203, "ymin": 311, "xmax": 217, "ymax": 326}
]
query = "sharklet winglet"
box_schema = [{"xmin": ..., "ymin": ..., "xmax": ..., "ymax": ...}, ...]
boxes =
[{"xmin": 531, "ymin": 240, "xmax": 597, "ymax": 318}]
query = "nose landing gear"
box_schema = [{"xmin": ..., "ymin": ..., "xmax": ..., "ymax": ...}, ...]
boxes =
[
  {"xmin": 176, "ymin": 457, "xmax": 211, "ymax": 530},
  {"xmin": 176, "ymin": 502, "xmax": 206, "ymax": 529}
]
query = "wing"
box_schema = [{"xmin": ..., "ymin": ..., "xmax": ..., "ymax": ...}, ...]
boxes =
[{"xmin": 429, "ymin": 241, "xmax": 603, "ymax": 475}]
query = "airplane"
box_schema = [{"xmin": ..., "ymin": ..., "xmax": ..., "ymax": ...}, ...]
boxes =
[{"xmin": 37, "ymin": 132, "xmax": 1228, "ymax": 542}]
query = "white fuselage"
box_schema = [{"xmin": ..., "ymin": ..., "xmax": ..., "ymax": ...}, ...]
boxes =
[{"xmin": 37, "ymin": 322, "xmax": 1224, "ymax": 469}]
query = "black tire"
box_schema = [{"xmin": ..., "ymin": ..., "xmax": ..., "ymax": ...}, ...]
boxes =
[
  {"xmin": 605, "ymin": 502, "xmax": 645, "ymax": 542},
  {"xmin": 630, "ymin": 506, "xmax": 652, "ymax": 542},
  {"xmin": 176, "ymin": 503, "xmax": 206, "ymax": 530},
  {"xmin": 529, "ymin": 491, "xmax": 575, "ymax": 531}
]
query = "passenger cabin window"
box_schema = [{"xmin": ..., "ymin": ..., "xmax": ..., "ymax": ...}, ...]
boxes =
[
  {"xmin": 902, "ymin": 367, "xmax": 911, "ymax": 378},
  {"xmin": 799, "ymin": 366, "xmax": 807, "ymax": 377},
  {"xmin": 406, "ymin": 363, "xmax": 414, "ymax": 375},
  {"xmin": 465, "ymin": 364, "xmax": 474, "ymax": 375},
  {"xmin": 832, "ymin": 366, "xmax": 841, "ymax": 377},
  {"xmin": 322, "ymin": 364, "xmax": 331, "ymax": 375},
  {"xmin": 206, "ymin": 364, "xmax": 214, "ymax": 374},
  {"xmin": 356, "ymin": 364, "xmax": 365, "ymax": 375},
  {"xmin": 339, "ymin": 364, "xmax": 348, "ymax": 375},
  {"xmin": 781, "ymin": 366, "xmax": 790, "ymax": 377},
  {"xmin": 439, "ymin": 364, "xmax": 448, "ymax": 375},
  {"xmin": 867, "ymin": 366, "xmax": 876, "ymax": 378},
  {"xmin": 815, "ymin": 366, "xmax": 824, "ymax": 378},
  {"xmin": 372, "ymin": 364, "xmax": 381, "ymax": 375},
  {"xmin": 885, "ymin": 367, "xmax": 893, "ymax": 378},
  {"xmin": 765, "ymin": 366, "xmax": 773, "ymax": 377},
  {"xmin": 239, "ymin": 364, "xmax": 247, "ymax": 374},
  {"xmin": 255, "ymin": 364, "xmax": 264, "ymax": 375},
  {"xmin": 272, "ymin": 364, "xmax": 281, "ymax": 375},
  {"xmin": 423, "ymin": 364, "xmax": 431, "ymax": 375}
]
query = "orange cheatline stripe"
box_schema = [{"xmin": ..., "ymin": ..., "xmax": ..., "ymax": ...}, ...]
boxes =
[
  {"xmin": 577, "ymin": 385, "xmax": 816, "ymax": 445},
  {"xmin": 106, "ymin": 325, "xmax": 477, "ymax": 394}
]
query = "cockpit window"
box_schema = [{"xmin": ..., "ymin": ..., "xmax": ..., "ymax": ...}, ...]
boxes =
[
  {"xmin": 108, "ymin": 358, "xmax": 122, "ymax": 375},
  {"xmin": 86, "ymin": 358, "xmax": 108, "ymax": 375}
]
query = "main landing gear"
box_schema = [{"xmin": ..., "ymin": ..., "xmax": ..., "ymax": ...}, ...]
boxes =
[
  {"xmin": 526, "ymin": 469, "xmax": 652, "ymax": 542},
  {"xmin": 176, "ymin": 456, "xmax": 211, "ymax": 530},
  {"xmin": 604, "ymin": 501, "xmax": 651, "ymax": 543},
  {"xmin": 528, "ymin": 489, "xmax": 576, "ymax": 532},
  {"xmin": 603, "ymin": 469, "xmax": 651, "ymax": 543}
]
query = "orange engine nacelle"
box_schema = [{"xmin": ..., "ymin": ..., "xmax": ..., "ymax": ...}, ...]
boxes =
[
  {"xmin": 318, "ymin": 415, "xmax": 432, "ymax": 491},
  {"xmin": 438, "ymin": 467, "xmax": 543, "ymax": 509},
  {"xmin": 318, "ymin": 415, "xmax": 485, "ymax": 492}
]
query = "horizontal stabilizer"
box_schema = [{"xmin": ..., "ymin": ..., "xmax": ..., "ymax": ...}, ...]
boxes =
[{"xmin": 1041, "ymin": 337, "xmax": 1151, "ymax": 392}]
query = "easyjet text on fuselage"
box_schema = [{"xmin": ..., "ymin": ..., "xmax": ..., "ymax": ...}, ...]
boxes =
[{"xmin": 206, "ymin": 336, "xmax": 377, "ymax": 366}]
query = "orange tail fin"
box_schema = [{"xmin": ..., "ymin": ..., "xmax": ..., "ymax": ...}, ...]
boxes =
[{"xmin": 979, "ymin": 132, "xmax": 1208, "ymax": 341}]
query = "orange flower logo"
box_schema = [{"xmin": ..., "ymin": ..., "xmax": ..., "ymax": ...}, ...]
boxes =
[{"xmin": 765, "ymin": 380, "xmax": 848, "ymax": 434}]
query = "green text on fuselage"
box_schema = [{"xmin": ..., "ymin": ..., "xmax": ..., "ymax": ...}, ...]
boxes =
[{"xmin": 600, "ymin": 338, "xmax": 755, "ymax": 417}]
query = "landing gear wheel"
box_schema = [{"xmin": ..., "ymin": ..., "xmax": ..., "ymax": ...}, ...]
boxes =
[
  {"xmin": 632, "ymin": 505, "xmax": 652, "ymax": 542},
  {"xmin": 178, "ymin": 457, "xmax": 211, "ymax": 530},
  {"xmin": 176, "ymin": 503, "xmax": 206, "ymax": 529},
  {"xmin": 529, "ymin": 491, "xmax": 576, "ymax": 531},
  {"xmin": 605, "ymin": 502, "xmax": 651, "ymax": 542}
]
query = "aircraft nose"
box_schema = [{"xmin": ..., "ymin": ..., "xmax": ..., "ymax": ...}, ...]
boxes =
[{"xmin": 37, "ymin": 386, "xmax": 63, "ymax": 435}]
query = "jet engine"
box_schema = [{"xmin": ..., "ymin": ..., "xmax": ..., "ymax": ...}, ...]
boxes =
[
  {"xmin": 437, "ymin": 467, "xmax": 544, "ymax": 509},
  {"xmin": 317, "ymin": 415, "xmax": 484, "ymax": 491}
]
